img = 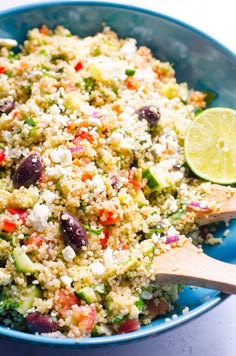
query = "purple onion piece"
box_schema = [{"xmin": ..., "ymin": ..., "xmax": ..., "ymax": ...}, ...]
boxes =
[
  {"xmin": 187, "ymin": 202, "xmax": 209, "ymax": 210},
  {"xmin": 69, "ymin": 146, "xmax": 84, "ymax": 153},
  {"xmin": 165, "ymin": 235, "xmax": 180, "ymax": 244}
]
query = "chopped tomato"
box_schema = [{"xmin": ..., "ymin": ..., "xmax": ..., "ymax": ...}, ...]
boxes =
[
  {"xmin": 74, "ymin": 61, "xmax": 83, "ymax": 71},
  {"xmin": 2, "ymin": 219, "xmax": 16, "ymax": 232},
  {"xmin": 39, "ymin": 25, "xmax": 49, "ymax": 35},
  {"xmin": 100, "ymin": 228, "xmax": 109, "ymax": 249},
  {"xmin": 145, "ymin": 298, "xmax": 170, "ymax": 320},
  {"xmin": 112, "ymin": 104, "xmax": 123, "ymax": 114},
  {"xmin": 0, "ymin": 66, "xmax": 6, "ymax": 74},
  {"xmin": 117, "ymin": 318, "xmax": 140, "ymax": 333},
  {"xmin": 72, "ymin": 305, "xmax": 96, "ymax": 332},
  {"xmin": 126, "ymin": 78, "xmax": 138, "ymax": 90},
  {"xmin": 12, "ymin": 111, "xmax": 19, "ymax": 119},
  {"xmin": 99, "ymin": 208, "xmax": 120, "ymax": 226},
  {"xmin": 55, "ymin": 289, "xmax": 81, "ymax": 316},
  {"xmin": 81, "ymin": 172, "xmax": 93, "ymax": 182},
  {"xmin": 25, "ymin": 235, "xmax": 44, "ymax": 248},
  {"xmin": 128, "ymin": 168, "xmax": 142, "ymax": 189},
  {"xmin": 0, "ymin": 149, "xmax": 5, "ymax": 163},
  {"xmin": 73, "ymin": 130, "xmax": 94, "ymax": 144},
  {"xmin": 7, "ymin": 208, "xmax": 28, "ymax": 224}
]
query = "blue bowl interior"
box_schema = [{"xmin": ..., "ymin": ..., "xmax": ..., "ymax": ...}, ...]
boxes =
[{"xmin": 0, "ymin": 1, "xmax": 236, "ymax": 346}]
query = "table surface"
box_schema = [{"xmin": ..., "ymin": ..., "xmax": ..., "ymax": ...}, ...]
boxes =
[{"xmin": 0, "ymin": 1, "xmax": 236, "ymax": 355}]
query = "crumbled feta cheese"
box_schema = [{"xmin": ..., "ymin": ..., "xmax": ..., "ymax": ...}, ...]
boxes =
[
  {"xmin": 61, "ymin": 275, "xmax": 73, "ymax": 287},
  {"xmin": 88, "ymin": 56, "xmax": 127, "ymax": 81},
  {"xmin": 27, "ymin": 203, "xmax": 50, "ymax": 232},
  {"xmin": 199, "ymin": 200, "xmax": 208, "ymax": 209},
  {"xmin": 167, "ymin": 226, "xmax": 179, "ymax": 237},
  {"xmin": 50, "ymin": 148, "xmax": 72, "ymax": 167},
  {"xmin": 41, "ymin": 190, "xmax": 57, "ymax": 205},
  {"xmin": 152, "ymin": 233, "xmax": 160, "ymax": 243},
  {"xmin": 103, "ymin": 247, "xmax": 114, "ymax": 268},
  {"xmin": 0, "ymin": 38, "xmax": 18, "ymax": 48},
  {"xmin": 90, "ymin": 262, "xmax": 105, "ymax": 275},
  {"xmin": 120, "ymin": 39, "xmax": 137, "ymax": 57},
  {"xmin": 62, "ymin": 246, "xmax": 76, "ymax": 262},
  {"xmin": 87, "ymin": 174, "xmax": 106, "ymax": 195},
  {"xmin": 45, "ymin": 165, "xmax": 72, "ymax": 179}
]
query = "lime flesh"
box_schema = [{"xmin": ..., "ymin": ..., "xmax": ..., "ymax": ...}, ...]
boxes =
[{"xmin": 184, "ymin": 107, "xmax": 236, "ymax": 184}]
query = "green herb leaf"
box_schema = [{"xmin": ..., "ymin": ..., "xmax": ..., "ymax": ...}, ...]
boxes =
[
  {"xmin": 92, "ymin": 47, "xmax": 101, "ymax": 56},
  {"xmin": 84, "ymin": 77, "xmax": 95, "ymax": 93},
  {"xmin": 7, "ymin": 51, "xmax": 19, "ymax": 60},
  {"xmin": 135, "ymin": 296, "xmax": 144, "ymax": 311},
  {"xmin": 24, "ymin": 117, "xmax": 36, "ymax": 127},
  {"xmin": 83, "ymin": 225, "xmax": 104, "ymax": 235},
  {"xmin": 0, "ymin": 299, "xmax": 19, "ymax": 313},
  {"xmin": 113, "ymin": 314, "xmax": 129, "ymax": 324},
  {"xmin": 125, "ymin": 69, "xmax": 136, "ymax": 76},
  {"xmin": 146, "ymin": 224, "xmax": 163, "ymax": 238},
  {"xmin": 39, "ymin": 49, "xmax": 48, "ymax": 56}
]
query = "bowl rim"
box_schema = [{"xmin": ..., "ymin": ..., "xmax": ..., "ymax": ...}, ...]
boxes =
[{"xmin": 0, "ymin": 0, "xmax": 234, "ymax": 346}]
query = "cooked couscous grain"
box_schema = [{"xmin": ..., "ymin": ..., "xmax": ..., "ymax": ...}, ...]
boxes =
[{"xmin": 0, "ymin": 25, "xmax": 224, "ymax": 338}]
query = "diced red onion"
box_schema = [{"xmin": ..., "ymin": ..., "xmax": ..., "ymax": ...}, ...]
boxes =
[
  {"xmin": 165, "ymin": 235, "xmax": 180, "ymax": 244},
  {"xmin": 187, "ymin": 202, "xmax": 209, "ymax": 210},
  {"xmin": 92, "ymin": 111, "xmax": 99, "ymax": 118},
  {"xmin": 69, "ymin": 146, "xmax": 84, "ymax": 153}
]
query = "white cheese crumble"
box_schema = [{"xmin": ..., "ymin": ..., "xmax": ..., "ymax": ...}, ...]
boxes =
[
  {"xmin": 87, "ymin": 174, "xmax": 106, "ymax": 195},
  {"xmin": 27, "ymin": 203, "xmax": 50, "ymax": 232},
  {"xmin": 62, "ymin": 246, "xmax": 76, "ymax": 262},
  {"xmin": 90, "ymin": 262, "xmax": 105, "ymax": 276},
  {"xmin": 41, "ymin": 190, "xmax": 58, "ymax": 205},
  {"xmin": 61, "ymin": 275, "xmax": 73, "ymax": 288},
  {"xmin": 50, "ymin": 148, "xmax": 72, "ymax": 167},
  {"xmin": 103, "ymin": 247, "xmax": 114, "ymax": 268},
  {"xmin": 45, "ymin": 165, "xmax": 72, "ymax": 179}
]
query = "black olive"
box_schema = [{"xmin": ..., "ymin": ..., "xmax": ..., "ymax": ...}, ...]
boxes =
[
  {"xmin": 0, "ymin": 99, "xmax": 15, "ymax": 115},
  {"xmin": 12, "ymin": 153, "xmax": 42, "ymax": 189},
  {"xmin": 135, "ymin": 106, "xmax": 161, "ymax": 127},
  {"xmin": 25, "ymin": 312, "xmax": 58, "ymax": 333},
  {"xmin": 59, "ymin": 212, "xmax": 88, "ymax": 254}
]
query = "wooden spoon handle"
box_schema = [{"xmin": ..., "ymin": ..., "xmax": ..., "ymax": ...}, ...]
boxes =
[{"xmin": 154, "ymin": 240, "xmax": 236, "ymax": 294}]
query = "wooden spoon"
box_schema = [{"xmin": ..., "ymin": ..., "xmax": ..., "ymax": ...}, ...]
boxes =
[
  {"xmin": 195, "ymin": 184, "xmax": 236, "ymax": 225},
  {"xmin": 154, "ymin": 184, "xmax": 236, "ymax": 294},
  {"xmin": 154, "ymin": 239, "xmax": 236, "ymax": 294}
]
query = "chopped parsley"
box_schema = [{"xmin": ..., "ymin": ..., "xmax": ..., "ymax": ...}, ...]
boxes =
[{"xmin": 125, "ymin": 69, "xmax": 136, "ymax": 76}]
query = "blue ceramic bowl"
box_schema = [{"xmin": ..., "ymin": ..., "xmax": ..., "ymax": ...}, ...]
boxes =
[{"xmin": 0, "ymin": 1, "xmax": 236, "ymax": 347}]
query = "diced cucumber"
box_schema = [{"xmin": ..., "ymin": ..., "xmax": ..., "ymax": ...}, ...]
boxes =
[
  {"xmin": 94, "ymin": 284, "xmax": 108, "ymax": 295},
  {"xmin": 76, "ymin": 287, "xmax": 97, "ymax": 304},
  {"xmin": 140, "ymin": 240, "xmax": 155, "ymax": 257},
  {"xmin": 142, "ymin": 167, "xmax": 172, "ymax": 191},
  {"xmin": 12, "ymin": 247, "xmax": 38, "ymax": 274},
  {"xmin": 123, "ymin": 258, "xmax": 140, "ymax": 272},
  {"xmin": 134, "ymin": 190, "xmax": 148, "ymax": 208},
  {"xmin": 16, "ymin": 285, "xmax": 42, "ymax": 315}
]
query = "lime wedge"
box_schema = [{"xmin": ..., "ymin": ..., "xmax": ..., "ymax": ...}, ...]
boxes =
[{"xmin": 184, "ymin": 107, "xmax": 236, "ymax": 184}]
